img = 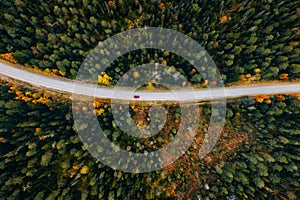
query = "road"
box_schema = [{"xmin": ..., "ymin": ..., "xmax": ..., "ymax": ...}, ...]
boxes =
[{"xmin": 1, "ymin": 61, "xmax": 300, "ymax": 102}]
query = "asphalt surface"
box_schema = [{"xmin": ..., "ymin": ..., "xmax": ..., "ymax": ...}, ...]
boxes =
[{"xmin": 1, "ymin": 61, "xmax": 300, "ymax": 102}]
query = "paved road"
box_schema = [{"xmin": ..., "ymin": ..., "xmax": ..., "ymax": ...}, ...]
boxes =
[{"xmin": 1, "ymin": 61, "xmax": 300, "ymax": 102}]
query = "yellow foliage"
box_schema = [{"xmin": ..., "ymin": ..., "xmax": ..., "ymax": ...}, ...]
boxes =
[
  {"xmin": 45, "ymin": 68, "xmax": 51, "ymax": 73},
  {"xmin": 240, "ymin": 73, "xmax": 261, "ymax": 83},
  {"xmin": 254, "ymin": 68, "xmax": 261, "ymax": 73},
  {"xmin": 59, "ymin": 71, "xmax": 66, "ymax": 76},
  {"xmin": 9, "ymin": 84, "xmax": 53, "ymax": 105},
  {"xmin": 32, "ymin": 92, "xmax": 41, "ymax": 99},
  {"xmin": 202, "ymin": 80, "xmax": 208, "ymax": 87},
  {"xmin": 80, "ymin": 166, "xmax": 89, "ymax": 174},
  {"xmin": 43, "ymin": 93, "xmax": 50, "ymax": 99},
  {"xmin": 145, "ymin": 82, "xmax": 155, "ymax": 90},
  {"xmin": 245, "ymin": 73, "xmax": 252, "ymax": 78},
  {"xmin": 98, "ymin": 108, "xmax": 105, "ymax": 115},
  {"xmin": 82, "ymin": 106, "xmax": 88, "ymax": 111},
  {"xmin": 0, "ymin": 52, "xmax": 17, "ymax": 64},
  {"xmin": 98, "ymin": 72, "xmax": 113, "ymax": 86},
  {"xmin": 290, "ymin": 41, "xmax": 299, "ymax": 47},
  {"xmin": 117, "ymin": 171, "xmax": 122, "ymax": 179}
]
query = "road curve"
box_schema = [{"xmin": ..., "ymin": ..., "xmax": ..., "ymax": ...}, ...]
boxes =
[{"xmin": 1, "ymin": 61, "xmax": 300, "ymax": 102}]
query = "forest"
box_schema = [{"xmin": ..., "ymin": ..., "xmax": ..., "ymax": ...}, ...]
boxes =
[
  {"xmin": 0, "ymin": 0, "xmax": 299, "ymax": 83},
  {"xmin": 0, "ymin": 0, "xmax": 299, "ymax": 199},
  {"xmin": 0, "ymin": 80, "xmax": 299, "ymax": 199}
]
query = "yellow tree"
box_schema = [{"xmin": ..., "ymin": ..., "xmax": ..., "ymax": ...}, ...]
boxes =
[{"xmin": 98, "ymin": 72, "xmax": 113, "ymax": 86}]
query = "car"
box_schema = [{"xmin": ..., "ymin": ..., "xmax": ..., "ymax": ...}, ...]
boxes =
[{"xmin": 133, "ymin": 95, "xmax": 140, "ymax": 99}]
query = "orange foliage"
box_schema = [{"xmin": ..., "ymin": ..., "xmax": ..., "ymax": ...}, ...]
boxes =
[
  {"xmin": 108, "ymin": 0, "xmax": 114, "ymax": 7},
  {"xmin": 256, "ymin": 97, "xmax": 264, "ymax": 103},
  {"xmin": 231, "ymin": 2, "xmax": 242, "ymax": 10},
  {"xmin": 258, "ymin": 94, "xmax": 270, "ymax": 99},
  {"xmin": 0, "ymin": 137, "xmax": 6, "ymax": 143},
  {"xmin": 147, "ymin": 115, "xmax": 249, "ymax": 199},
  {"xmin": 294, "ymin": 94, "xmax": 300, "ymax": 100},
  {"xmin": 133, "ymin": 71, "xmax": 140, "ymax": 78},
  {"xmin": 7, "ymin": 82, "xmax": 54, "ymax": 107},
  {"xmin": 256, "ymin": 94, "xmax": 271, "ymax": 103},
  {"xmin": 38, "ymin": 135, "xmax": 50, "ymax": 141},
  {"xmin": 240, "ymin": 77, "xmax": 247, "ymax": 82},
  {"xmin": 162, "ymin": 59, "xmax": 167, "ymax": 66},
  {"xmin": 0, "ymin": 52, "xmax": 17, "ymax": 64},
  {"xmin": 172, "ymin": 15, "xmax": 178, "ymax": 21},
  {"xmin": 276, "ymin": 95, "xmax": 285, "ymax": 101},
  {"xmin": 93, "ymin": 100, "xmax": 102, "ymax": 108},
  {"xmin": 279, "ymin": 73, "xmax": 289, "ymax": 80},
  {"xmin": 72, "ymin": 165, "xmax": 80, "ymax": 170},
  {"xmin": 158, "ymin": 2, "xmax": 165, "ymax": 9},
  {"xmin": 213, "ymin": 41, "xmax": 219, "ymax": 48},
  {"xmin": 266, "ymin": 99, "xmax": 272, "ymax": 104},
  {"xmin": 220, "ymin": 15, "xmax": 229, "ymax": 23}
]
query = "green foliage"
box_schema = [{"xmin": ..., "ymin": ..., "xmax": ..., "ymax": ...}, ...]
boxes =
[
  {"xmin": 0, "ymin": 0, "xmax": 298, "ymax": 81},
  {"xmin": 0, "ymin": 0, "xmax": 300, "ymax": 199},
  {"xmin": 1, "ymin": 79, "xmax": 300, "ymax": 199}
]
